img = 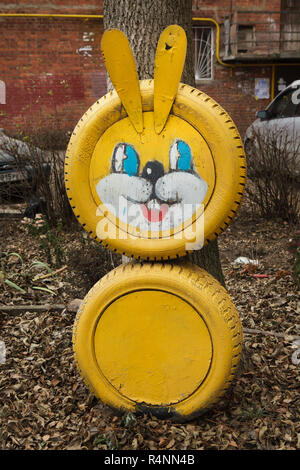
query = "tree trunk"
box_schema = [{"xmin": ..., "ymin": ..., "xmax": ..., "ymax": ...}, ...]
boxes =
[
  {"xmin": 103, "ymin": 0, "xmax": 225, "ymax": 286},
  {"xmin": 103, "ymin": 0, "xmax": 195, "ymax": 86}
]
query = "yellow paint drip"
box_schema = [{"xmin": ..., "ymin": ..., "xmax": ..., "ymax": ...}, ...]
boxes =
[{"xmin": 94, "ymin": 290, "xmax": 212, "ymax": 405}]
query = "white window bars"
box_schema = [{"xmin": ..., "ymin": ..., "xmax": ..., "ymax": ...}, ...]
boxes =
[{"xmin": 194, "ymin": 27, "xmax": 214, "ymax": 81}]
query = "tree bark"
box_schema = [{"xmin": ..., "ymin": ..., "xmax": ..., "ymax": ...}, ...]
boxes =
[
  {"xmin": 103, "ymin": 0, "xmax": 195, "ymax": 86},
  {"xmin": 103, "ymin": 0, "xmax": 225, "ymax": 286}
]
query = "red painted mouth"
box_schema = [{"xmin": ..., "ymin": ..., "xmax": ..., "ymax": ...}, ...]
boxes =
[{"xmin": 142, "ymin": 203, "xmax": 169, "ymax": 222}]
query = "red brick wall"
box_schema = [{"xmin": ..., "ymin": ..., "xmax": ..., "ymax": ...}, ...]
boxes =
[
  {"xmin": 0, "ymin": 15, "xmax": 105, "ymax": 134},
  {"xmin": 0, "ymin": 0, "xmax": 102, "ymax": 14},
  {"xmin": 198, "ymin": 63, "xmax": 272, "ymax": 137},
  {"xmin": 0, "ymin": 1, "xmax": 282, "ymax": 140}
]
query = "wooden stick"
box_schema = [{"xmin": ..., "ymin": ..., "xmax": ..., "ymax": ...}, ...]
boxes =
[
  {"xmin": 32, "ymin": 265, "xmax": 67, "ymax": 281},
  {"xmin": 0, "ymin": 304, "xmax": 66, "ymax": 315}
]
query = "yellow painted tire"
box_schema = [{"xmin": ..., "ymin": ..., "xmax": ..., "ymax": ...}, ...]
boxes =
[
  {"xmin": 65, "ymin": 80, "xmax": 246, "ymax": 260},
  {"xmin": 73, "ymin": 262, "xmax": 243, "ymax": 422}
]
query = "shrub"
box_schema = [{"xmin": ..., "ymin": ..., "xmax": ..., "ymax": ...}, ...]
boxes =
[
  {"xmin": 245, "ymin": 126, "xmax": 299, "ymax": 223},
  {"xmin": 0, "ymin": 130, "xmax": 75, "ymax": 227},
  {"xmin": 24, "ymin": 214, "xmax": 65, "ymax": 267}
]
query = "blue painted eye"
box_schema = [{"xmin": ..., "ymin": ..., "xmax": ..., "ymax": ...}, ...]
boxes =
[
  {"xmin": 112, "ymin": 143, "xmax": 139, "ymax": 176},
  {"xmin": 177, "ymin": 141, "xmax": 192, "ymax": 171},
  {"xmin": 123, "ymin": 145, "xmax": 139, "ymax": 176},
  {"xmin": 169, "ymin": 140, "xmax": 192, "ymax": 171}
]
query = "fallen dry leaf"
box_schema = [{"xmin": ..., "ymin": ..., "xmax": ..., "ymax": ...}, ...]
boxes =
[{"xmin": 0, "ymin": 208, "xmax": 299, "ymax": 450}]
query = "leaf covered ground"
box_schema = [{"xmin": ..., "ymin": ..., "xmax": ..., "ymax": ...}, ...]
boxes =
[{"xmin": 0, "ymin": 202, "xmax": 299, "ymax": 450}]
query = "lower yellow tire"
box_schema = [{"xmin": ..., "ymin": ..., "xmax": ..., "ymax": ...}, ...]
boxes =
[{"xmin": 73, "ymin": 262, "xmax": 242, "ymax": 421}]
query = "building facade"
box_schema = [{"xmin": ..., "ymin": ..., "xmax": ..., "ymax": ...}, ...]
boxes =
[{"xmin": 0, "ymin": 0, "xmax": 300, "ymax": 139}]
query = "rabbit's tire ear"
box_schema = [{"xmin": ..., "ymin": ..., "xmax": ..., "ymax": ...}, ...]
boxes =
[
  {"xmin": 73, "ymin": 261, "xmax": 243, "ymax": 422},
  {"xmin": 65, "ymin": 81, "xmax": 246, "ymax": 260},
  {"xmin": 101, "ymin": 29, "xmax": 143, "ymax": 133},
  {"xmin": 154, "ymin": 25, "xmax": 187, "ymax": 134}
]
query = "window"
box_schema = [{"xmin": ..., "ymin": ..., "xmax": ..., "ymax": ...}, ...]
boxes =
[
  {"xmin": 237, "ymin": 25, "xmax": 255, "ymax": 53},
  {"xmin": 269, "ymin": 86, "xmax": 300, "ymax": 118},
  {"xmin": 281, "ymin": 0, "xmax": 300, "ymax": 51},
  {"xmin": 194, "ymin": 27, "xmax": 214, "ymax": 81},
  {"xmin": 286, "ymin": 0, "xmax": 296, "ymax": 8}
]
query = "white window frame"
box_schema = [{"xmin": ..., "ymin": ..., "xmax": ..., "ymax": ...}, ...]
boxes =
[{"xmin": 193, "ymin": 26, "xmax": 214, "ymax": 82}]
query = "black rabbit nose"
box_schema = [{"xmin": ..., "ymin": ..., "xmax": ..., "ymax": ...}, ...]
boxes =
[{"xmin": 142, "ymin": 160, "xmax": 164, "ymax": 184}]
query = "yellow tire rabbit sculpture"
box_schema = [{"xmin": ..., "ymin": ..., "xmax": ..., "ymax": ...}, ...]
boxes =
[
  {"xmin": 65, "ymin": 26, "xmax": 246, "ymax": 260},
  {"xmin": 66, "ymin": 25, "xmax": 245, "ymax": 421}
]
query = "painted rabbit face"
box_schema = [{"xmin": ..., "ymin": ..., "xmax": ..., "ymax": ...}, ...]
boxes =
[
  {"xmin": 96, "ymin": 139, "xmax": 207, "ymax": 232},
  {"xmin": 89, "ymin": 26, "xmax": 212, "ymax": 236},
  {"xmin": 90, "ymin": 109, "xmax": 214, "ymax": 234}
]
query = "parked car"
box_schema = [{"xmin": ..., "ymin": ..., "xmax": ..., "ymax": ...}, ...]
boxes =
[
  {"xmin": 244, "ymin": 80, "xmax": 300, "ymax": 174},
  {"xmin": 0, "ymin": 129, "xmax": 50, "ymax": 216}
]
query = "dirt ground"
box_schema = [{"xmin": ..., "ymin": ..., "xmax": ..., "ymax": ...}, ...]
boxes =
[{"xmin": 0, "ymin": 200, "xmax": 299, "ymax": 450}]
